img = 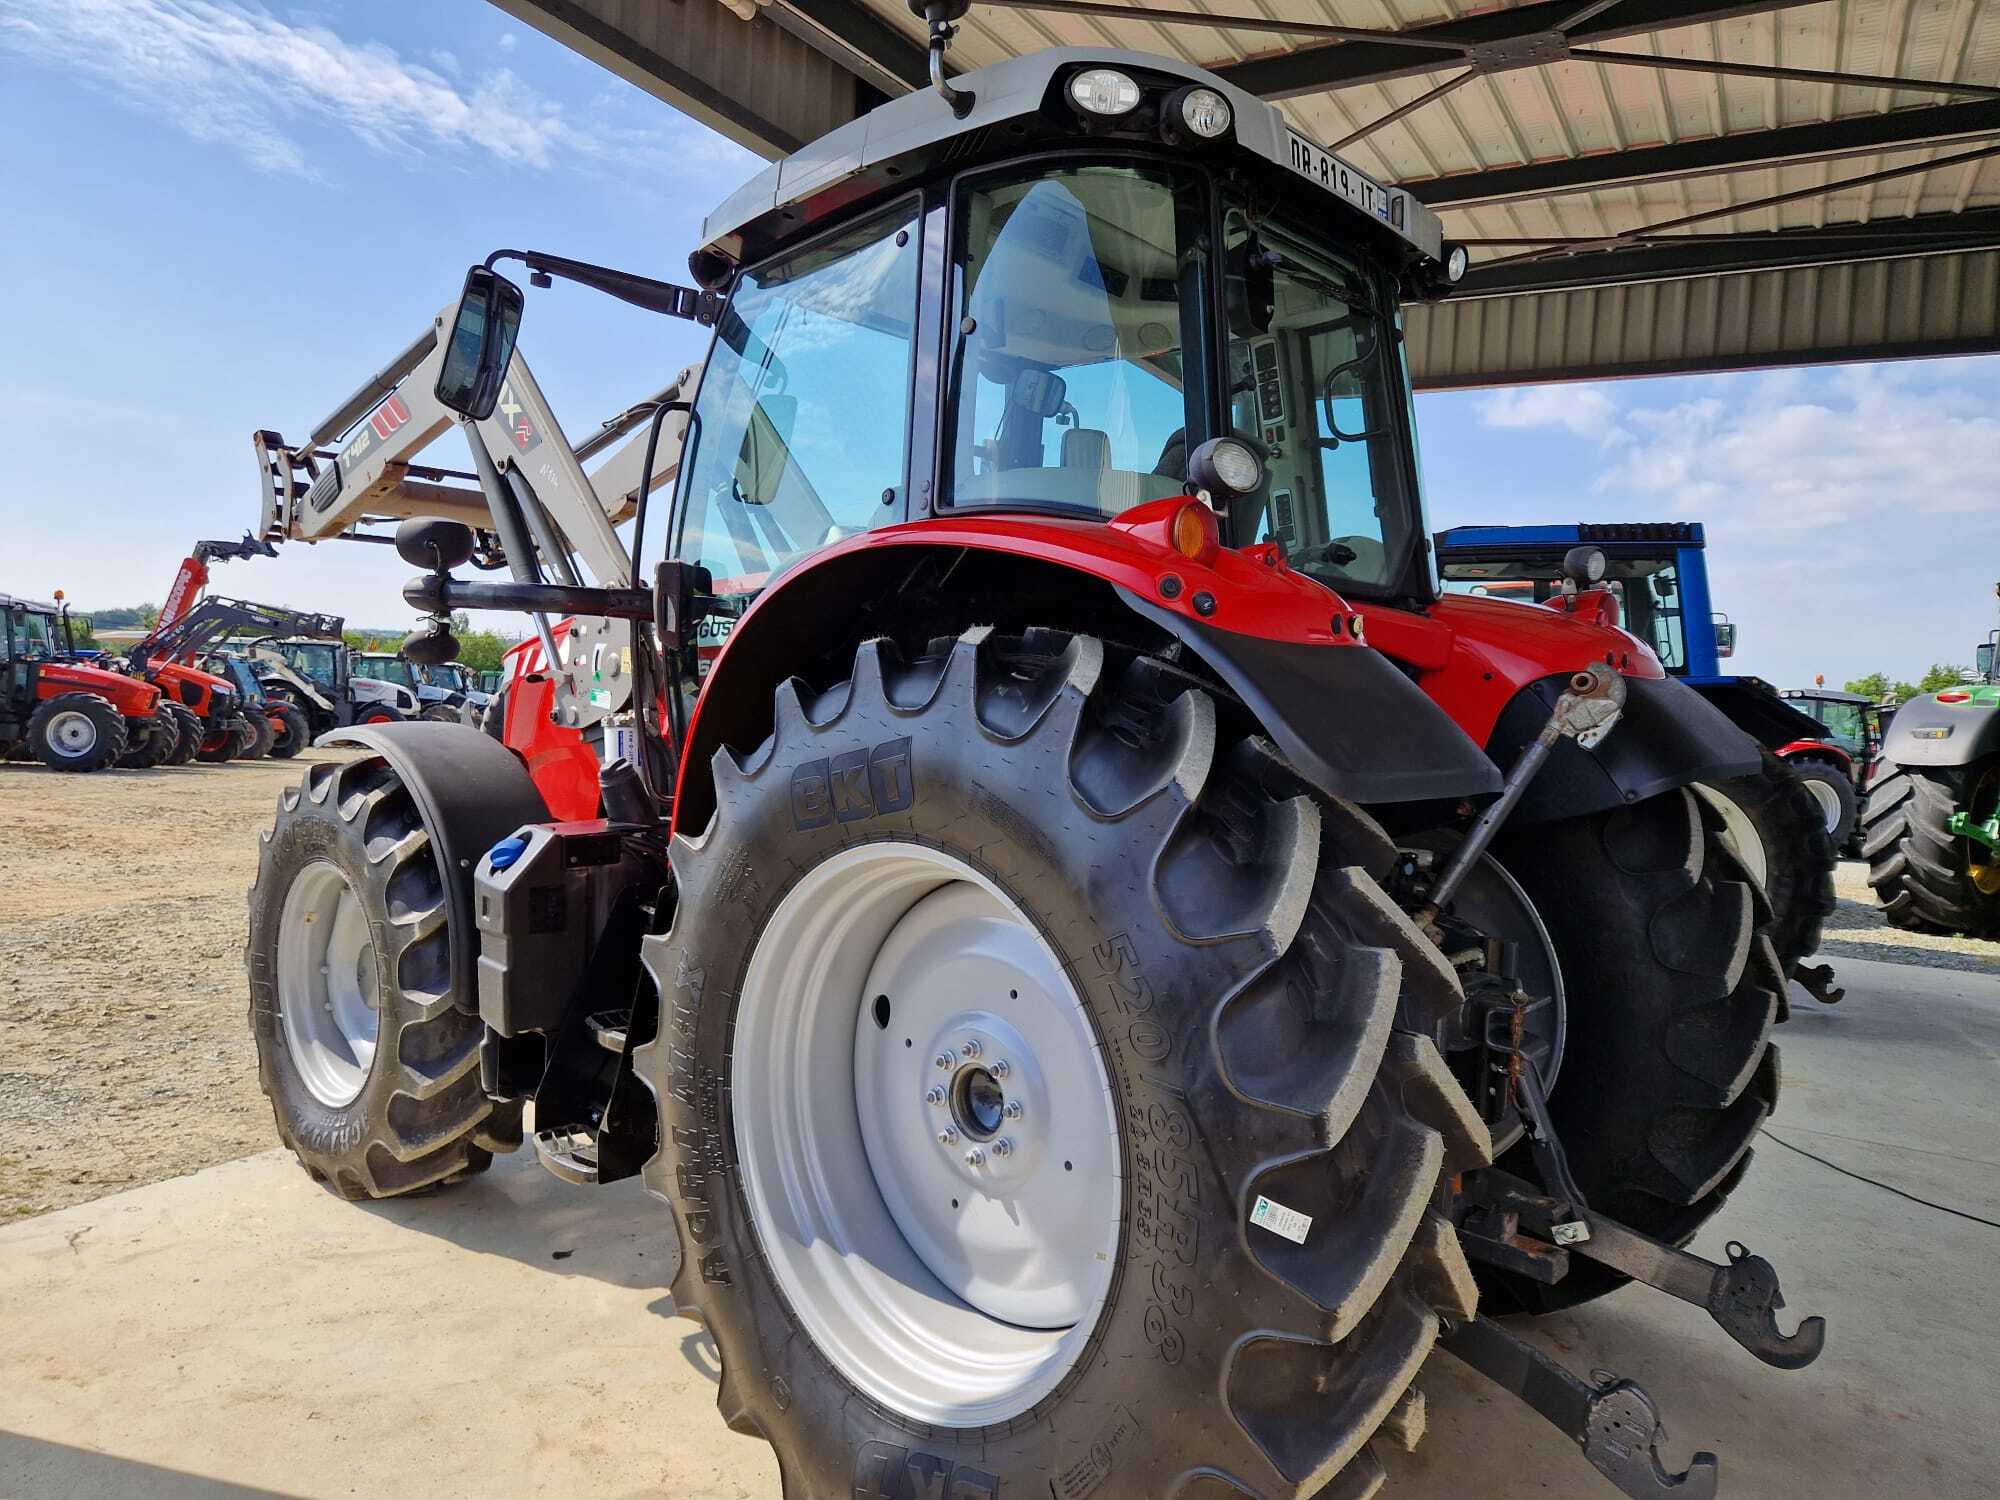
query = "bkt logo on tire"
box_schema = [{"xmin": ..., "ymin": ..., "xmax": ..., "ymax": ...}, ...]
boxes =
[
  {"xmin": 791, "ymin": 737, "xmax": 914, "ymax": 830},
  {"xmin": 852, "ymin": 1441, "xmax": 998, "ymax": 1499}
]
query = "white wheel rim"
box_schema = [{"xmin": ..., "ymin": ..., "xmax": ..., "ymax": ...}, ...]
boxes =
[
  {"xmin": 1695, "ymin": 783, "xmax": 1768, "ymax": 889},
  {"xmin": 1800, "ymin": 777, "xmax": 1843, "ymax": 833},
  {"xmin": 732, "ymin": 842, "xmax": 1120, "ymax": 1427},
  {"xmin": 47, "ymin": 710, "xmax": 98, "ymax": 756},
  {"xmin": 276, "ymin": 860, "xmax": 380, "ymax": 1108}
]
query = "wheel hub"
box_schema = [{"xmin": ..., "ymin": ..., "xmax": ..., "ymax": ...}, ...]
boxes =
[
  {"xmin": 1694, "ymin": 783, "xmax": 1769, "ymax": 889},
  {"xmin": 1799, "ymin": 776, "xmax": 1843, "ymax": 834},
  {"xmin": 733, "ymin": 842, "xmax": 1120, "ymax": 1426},
  {"xmin": 275, "ymin": 860, "xmax": 380, "ymax": 1108},
  {"xmin": 47, "ymin": 710, "xmax": 98, "ymax": 756}
]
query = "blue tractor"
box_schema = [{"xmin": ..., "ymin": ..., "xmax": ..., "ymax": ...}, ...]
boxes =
[{"xmin": 1437, "ymin": 521, "xmax": 1847, "ymax": 995}]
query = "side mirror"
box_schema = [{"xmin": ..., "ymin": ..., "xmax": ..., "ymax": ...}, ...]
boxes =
[
  {"xmin": 435, "ymin": 265, "xmax": 525, "ymax": 420},
  {"xmin": 1715, "ymin": 619, "xmax": 1737, "ymax": 659},
  {"xmin": 654, "ymin": 560, "xmax": 716, "ymax": 652}
]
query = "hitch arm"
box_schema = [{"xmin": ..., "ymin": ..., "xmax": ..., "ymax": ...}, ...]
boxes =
[
  {"xmin": 1567, "ymin": 1219, "xmax": 1826, "ymax": 1371},
  {"xmin": 1442, "ymin": 1316, "xmax": 1719, "ymax": 1500}
]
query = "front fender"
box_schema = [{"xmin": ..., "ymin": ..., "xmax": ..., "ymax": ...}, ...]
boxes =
[
  {"xmin": 1880, "ymin": 690, "xmax": 2000, "ymax": 768},
  {"xmin": 321, "ymin": 722, "xmax": 550, "ymax": 1012}
]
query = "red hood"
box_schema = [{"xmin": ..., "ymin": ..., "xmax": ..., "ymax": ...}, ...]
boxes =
[
  {"xmin": 1350, "ymin": 590, "xmax": 1665, "ymax": 748},
  {"xmin": 40, "ymin": 661, "xmax": 160, "ymax": 716}
]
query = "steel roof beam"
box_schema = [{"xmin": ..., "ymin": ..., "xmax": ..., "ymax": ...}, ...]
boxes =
[
  {"xmin": 1217, "ymin": 0, "xmax": 1823, "ymax": 100},
  {"xmin": 1411, "ymin": 101, "xmax": 2000, "ymax": 207},
  {"xmin": 1455, "ymin": 207, "xmax": 2000, "ymax": 295},
  {"xmin": 767, "ymin": 0, "xmax": 935, "ymax": 95}
]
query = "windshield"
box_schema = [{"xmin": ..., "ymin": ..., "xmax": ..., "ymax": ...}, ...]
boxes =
[
  {"xmin": 1807, "ymin": 698, "xmax": 1868, "ymax": 748},
  {"xmin": 278, "ymin": 643, "xmax": 339, "ymax": 689},
  {"xmin": 417, "ymin": 663, "xmax": 466, "ymax": 691},
  {"xmin": 947, "ymin": 164, "xmax": 1202, "ymax": 517},
  {"xmin": 674, "ymin": 200, "xmax": 920, "ymax": 605},
  {"xmin": 1223, "ymin": 209, "xmax": 1418, "ymax": 594},
  {"xmin": 355, "ymin": 655, "xmax": 417, "ymax": 690},
  {"xmin": 5, "ymin": 606, "xmax": 56, "ymax": 661}
]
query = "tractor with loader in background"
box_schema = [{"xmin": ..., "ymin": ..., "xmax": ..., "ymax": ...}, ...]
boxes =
[
  {"xmin": 2, "ymin": 593, "xmax": 175, "ymax": 771},
  {"xmin": 1436, "ymin": 521, "xmax": 1845, "ymax": 996},
  {"xmin": 243, "ymin": 31, "xmax": 1824, "ymax": 1500},
  {"xmin": 1863, "ymin": 582, "xmax": 2000, "ymax": 936},
  {"xmin": 123, "ymin": 537, "xmax": 283, "ymax": 762}
]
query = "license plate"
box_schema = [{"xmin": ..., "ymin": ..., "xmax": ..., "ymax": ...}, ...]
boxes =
[{"xmin": 1285, "ymin": 130, "xmax": 1403, "ymax": 231}]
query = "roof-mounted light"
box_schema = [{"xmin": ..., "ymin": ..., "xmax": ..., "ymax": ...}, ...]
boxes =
[
  {"xmin": 1068, "ymin": 68, "xmax": 1141, "ymax": 118},
  {"xmin": 1444, "ymin": 242, "xmax": 1470, "ymax": 283},
  {"xmin": 1174, "ymin": 86, "xmax": 1231, "ymax": 140}
]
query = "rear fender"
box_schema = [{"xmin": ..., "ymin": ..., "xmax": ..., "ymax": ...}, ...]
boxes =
[
  {"xmin": 320, "ymin": 722, "xmax": 551, "ymax": 1014},
  {"xmin": 669, "ymin": 514, "xmax": 1502, "ymax": 835},
  {"xmin": 1879, "ymin": 690, "xmax": 2000, "ymax": 769},
  {"xmin": 1687, "ymin": 678, "xmax": 1839, "ymax": 757}
]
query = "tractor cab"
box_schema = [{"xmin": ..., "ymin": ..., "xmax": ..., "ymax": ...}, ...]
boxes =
[{"xmin": 655, "ymin": 50, "xmax": 1462, "ymax": 630}]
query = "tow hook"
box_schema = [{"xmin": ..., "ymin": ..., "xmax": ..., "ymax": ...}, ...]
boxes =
[
  {"xmin": 1419, "ymin": 661, "xmax": 1627, "ymax": 930},
  {"xmin": 1792, "ymin": 961, "xmax": 1846, "ymax": 1005},
  {"xmin": 1441, "ymin": 1315, "xmax": 1720, "ymax": 1500}
]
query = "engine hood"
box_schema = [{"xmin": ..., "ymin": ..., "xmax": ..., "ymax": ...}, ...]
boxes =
[{"xmin": 39, "ymin": 662, "xmax": 159, "ymax": 715}]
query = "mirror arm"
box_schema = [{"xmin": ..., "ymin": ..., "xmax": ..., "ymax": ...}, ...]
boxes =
[{"xmin": 484, "ymin": 248, "xmax": 721, "ymax": 324}]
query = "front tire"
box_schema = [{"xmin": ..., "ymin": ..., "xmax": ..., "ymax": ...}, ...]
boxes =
[
  {"xmin": 28, "ymin": 693, "xmax": 126, "ymax": 772},
  {"xmin": 1492, "ymin": 788, "xmax": 1785, "ymax": 1311},
  {"xmin": 266, "ymin": 703, "xmax": 310, "ymax": 759},
  {"xmin": 1863, "ymin": 762, "xmax": 2000, "ymax": 937},
  {"xmin": 246, "ymin": 755, "xmax": 522, "ymax": 1197},
  {"xmin": 1785, "ymin": 753, "xmax": 1858, "ymax": 850},
  {"xmin": 164, "ymin": 703, "xmax": 201, "ymax": 765},
  {"xmin": 117, "ymin": 709, "xmax": 177, "ymax": 769},
  {"xmin": 642, "ymin": 630, "xmax": 1489, "ymax": 1499}
]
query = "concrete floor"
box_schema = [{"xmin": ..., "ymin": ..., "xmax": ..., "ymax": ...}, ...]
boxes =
[{"xmin": 3, "ymin": 954, "xmax": 1996, "ymax": 1500}]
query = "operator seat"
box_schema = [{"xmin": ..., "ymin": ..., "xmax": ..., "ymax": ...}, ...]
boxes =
[{"xmin": 1061, "ymin": 428, "xmax": 1111, "ymax": 470}]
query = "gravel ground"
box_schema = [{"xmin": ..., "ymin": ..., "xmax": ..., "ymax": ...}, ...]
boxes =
[
  {"xmin": 0, "ymin": 749, "xmax": 355, "ymax": 1220},
  {"xmin": 3, "ymin": 762, "xmax": 1990, "ymax": 1222},
  {"xmin": 1817, "ymin": 859, "xmax": 2000, "ymax": 976}
]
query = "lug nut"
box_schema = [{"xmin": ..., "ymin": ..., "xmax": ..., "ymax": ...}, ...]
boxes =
[
  {"xmin": 1003, "ymin": 1101, "xmax": 1024, "ymax": 1120},
  {"xmin": 992, "ymin": 1138, "xmax": 1013, "ymax": 1158},
  {"xmin": 960, "ymin": 1039, "xmax": 982, "ymax": 1060},
  {"xmin": 925, "ymin": 1087, "xmax": 946, "ymax": 1107},
  {"xmin": 991, "ymin": 1059, "xmax": 1011, "ymax": 1079},
  {"xmin": 935, "ymin": 1052, "xmax": 955, "ymax": 1070},
  {"xmin": 937, "ymin": 1127, "xmax": 959, "ymax": 1145},
  {"xmin": 964, "ymin": 1148, "xmax": 986, "ymax": 1167}
]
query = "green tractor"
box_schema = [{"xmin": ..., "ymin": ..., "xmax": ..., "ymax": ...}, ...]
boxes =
[{"xmin": 1862, "ymin": 584, "xmax": 2000, "ymax": 936}]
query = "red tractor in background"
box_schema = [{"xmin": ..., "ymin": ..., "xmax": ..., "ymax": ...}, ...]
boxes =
[
  {"xmin": 2, "ymin": 593, "xmax": 173, "ymax": 771},
  {"xmin": 125, "ymin": 537, "xmax": 278, "ymax": 762},
  {"xmin": 244, "ymin": 36, "xmax": 1828, "ymax": 1498}
]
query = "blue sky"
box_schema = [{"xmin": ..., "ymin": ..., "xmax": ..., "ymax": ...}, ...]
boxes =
[{"xmin": 3, "ymin": 0, "xmax": 1996, "ymax": 690}]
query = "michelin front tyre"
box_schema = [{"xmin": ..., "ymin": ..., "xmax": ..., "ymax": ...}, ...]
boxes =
[
  {"xmin": 642, "ymin": 629, "xmax": 1490, "ymax": 1500},
  {"xmin": 246, "ymin": 754, "xmax": 522, "ymax": 1197}
]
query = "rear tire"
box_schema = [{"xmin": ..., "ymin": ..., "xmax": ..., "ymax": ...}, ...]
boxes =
[
  {"xmin": 240, "ymin": 713, "xmax": 274, "ymax": 760},
  {"xmin": 1697, "ymin": 749, "xmax": 1836, "ymax": 972},
  {"xmin": 28, "ymin": 693, "xmax": 127, "ymax": 772},
  {"xmin": 1492, "ymin": 788, "xmax": 1784, "ymax": 1312},
  {"xmin": 419, "ymin": 703, "xmax": 460, "ymax": 724},
  {"xmin": 246, "ymin": 754, "xmax": 523, "ymax": 1197},
  {"xmin": 266, "ymin": 703, "xmax": 310, "ymax": 759},
  {"xmin": 1863, "ymin": 762, "xmax": 2000, "ymax": 937},
  {"xmin": 116, "ymin": 709, "xmax": 176, "ymax": 769},
  {"xmin": 643, "ymin": 629, "xmax": 1489, "ymax": 1499}
]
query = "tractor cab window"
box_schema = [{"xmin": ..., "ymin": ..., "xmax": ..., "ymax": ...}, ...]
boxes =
[
  {"xmin": 946, "ymin": 164, "xmax": 1203, "ymax": 517},
  {"xmin": 5, "ymin": 606, "xmax": 56, "ymax": 661},
  {"xmin": 1220, "ymin": 209, "xmax": 1418, "ymax": 595},
  {"xmin": 353, "ymin": 656, "xmax": 415, "ymax": 689},
  {"xmin": 674, "ymin": 201, "xmax": 921, "ymax": 613},
  {"xmin": 278, "ymin": 643, "xmax": 340, "ymax": 690},
  {"xmin": 1810, "ymin": 698, "xmax": 1868, "ymax": 750}
]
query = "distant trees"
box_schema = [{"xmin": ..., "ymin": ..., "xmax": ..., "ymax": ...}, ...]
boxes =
[{"xmin": 1844, "ymin": 666, "xmax": 1975, "ymax": 702}]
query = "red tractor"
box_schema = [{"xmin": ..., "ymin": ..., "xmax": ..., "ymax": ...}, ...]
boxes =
[
  {"xmin": 245, "ymin": 35, "xmax": 1822, "ymax": 1500},
  {"xmin": 2, "ymin": 593, "xmax": 173, "ymax": 771},
  {"xmin": 125, "ymin": 538, "xmax": 278, "ymax": 762}
]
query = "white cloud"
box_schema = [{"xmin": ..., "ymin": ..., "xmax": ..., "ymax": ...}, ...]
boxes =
[
  {"xmin": 1477, "ymin": 384, "xmax": 1623, "ymax": 441},
  {"xmin": 498, "ymin": 30, "xmax": 517, "ymax": 51},
  {"xmin": 1590, "ymin": 363, "xmax": 2000, "ymax": 686},
  {"xmin": 0, "ymin": 0, "xmax": 750, "ymax": 178}
]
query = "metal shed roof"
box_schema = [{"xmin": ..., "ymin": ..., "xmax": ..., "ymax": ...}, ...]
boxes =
[{"xmin": 494, "ymin": 0, "xmax": 2000, "ymax": 385}]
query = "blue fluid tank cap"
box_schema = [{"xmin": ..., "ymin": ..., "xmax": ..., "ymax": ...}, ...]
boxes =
[{"xmin": 487, "ymin": 834, "xmax": 530, "ymax": 872}]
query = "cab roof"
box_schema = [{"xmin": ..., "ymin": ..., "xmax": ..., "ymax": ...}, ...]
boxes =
[{"xmin": 696, "ymin": 47, "xmax": 1445, "ymax": 280}]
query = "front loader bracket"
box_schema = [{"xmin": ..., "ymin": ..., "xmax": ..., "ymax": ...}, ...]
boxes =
[{"xmin": 1441, "ymin": 1316, "xmax": 1720, "ymax": 1500}]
